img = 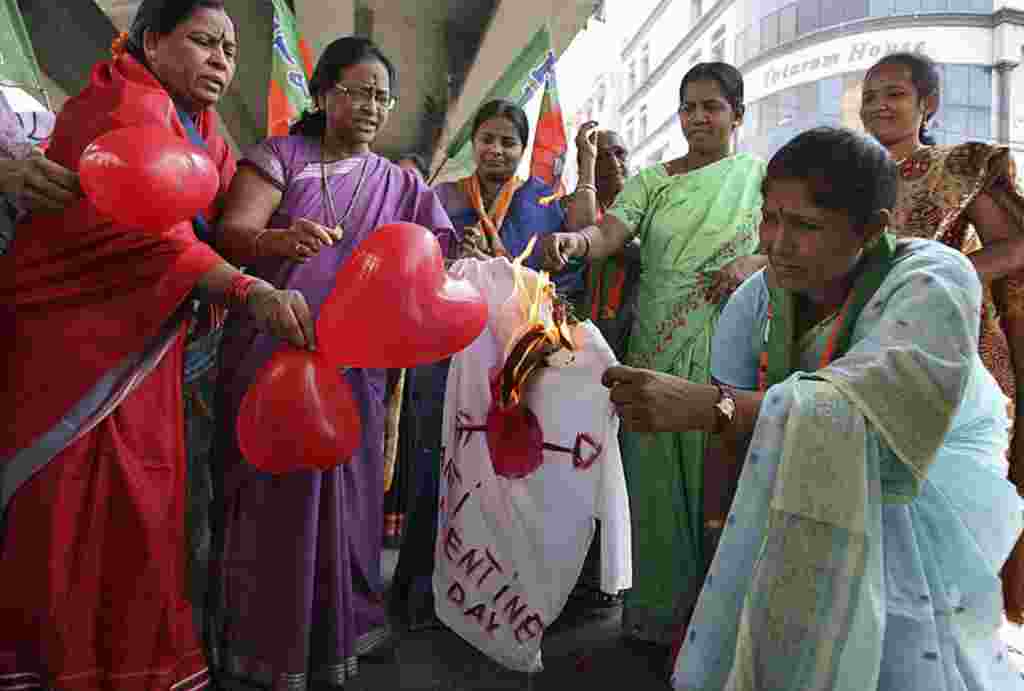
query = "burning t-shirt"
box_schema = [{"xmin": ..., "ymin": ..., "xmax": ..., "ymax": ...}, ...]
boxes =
[{"xmin": 433, "ymin": 254, "xmax": 632, "ymax": 673}]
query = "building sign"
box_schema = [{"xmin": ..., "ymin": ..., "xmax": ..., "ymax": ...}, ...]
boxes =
[
  {"xmin": 761, "ymin": 38, "xmax": 925, "ymax": 90},
  {"xmin": 745, "ymin": 26, "xmax": 993, "ymax": 103}
]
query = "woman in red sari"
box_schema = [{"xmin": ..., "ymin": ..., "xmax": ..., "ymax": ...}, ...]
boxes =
[{"xmin": 0, "ymin": 2, "xmax": 316, "ymax": 690}]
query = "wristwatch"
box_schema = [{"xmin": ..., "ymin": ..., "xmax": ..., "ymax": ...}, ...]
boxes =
[{"xmin": 712, "ymin": 384, "xmax": 736, "ymax": 435}]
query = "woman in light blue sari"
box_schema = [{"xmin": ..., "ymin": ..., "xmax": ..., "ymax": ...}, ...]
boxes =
[{"xmin": 604, "ymin": 127, "xmax": 1024, "ymax": 690}]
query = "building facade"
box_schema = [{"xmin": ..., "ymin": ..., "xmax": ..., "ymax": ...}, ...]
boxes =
[
  {"xmin": 574, "ymin": 0, "xmax": 1023, "ymax": 176},
  {"xmin": 601, "ymin": 0, "xmax": 743, "ymax": 169},
  {"xmin": 572, "ymin": 0, "xmax": 744, "ymax": 170},
  {"xmin": 734, "ymin": 0, "xmax": 1024, "ymax": 167}
]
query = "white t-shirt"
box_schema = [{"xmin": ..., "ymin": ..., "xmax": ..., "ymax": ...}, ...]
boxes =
[{"xmin": 433, "ymin": 257, "xmax": 632, "ymax": 673}]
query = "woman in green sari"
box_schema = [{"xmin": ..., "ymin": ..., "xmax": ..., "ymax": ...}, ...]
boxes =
[{"xmin": 542, "ymin": 62, "xmax": 767, "ymax": 647}]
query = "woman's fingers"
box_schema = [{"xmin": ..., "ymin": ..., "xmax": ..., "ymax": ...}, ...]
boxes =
[
  {"xmin": 293, "ymin": 217, "xmax": 336, "ymax": 246},
  {"xmin": 289, "ymin": 293, "xmax": 316, "ymax": 350}
]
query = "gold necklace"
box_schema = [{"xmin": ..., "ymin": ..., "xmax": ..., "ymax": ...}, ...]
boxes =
[{"xmin": 320, "ymin": 142, "xmax": 369, "ymax": 236}]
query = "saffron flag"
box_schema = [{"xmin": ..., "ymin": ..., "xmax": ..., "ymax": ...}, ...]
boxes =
[
  {"xmin": 268, "ymin": 0, "xmax": 314, "ymax": 136},
  {"xmin": 529, "ymin": 68, "xmax": 567, "ymax": 193}
]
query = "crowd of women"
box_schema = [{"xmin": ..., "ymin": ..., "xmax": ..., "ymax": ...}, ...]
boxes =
[{"xmin": 3, "ymin": 0, "xmax": 1024, "ymax": 689}]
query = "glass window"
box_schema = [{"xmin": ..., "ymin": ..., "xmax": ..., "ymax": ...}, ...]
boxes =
[
  {"xmin": 761, "ymin": 10, "xmax": 779, "ymax": 52},
  {"xmin": 629, "ymin": 61, "xmax": 637, "ymax": 93},
  {"xmin": 969, "ymin": 108, "xmax": 991, "ymax": 141},
  {"xmin": 735, "ymin": 33, "xmax": 746, "ymax": 65},
  {"xmin": 746, "ymin": 101, "xmax": 760, "ymax": 135},
  {"xmin": 968, "ymin": 0, "xmax": 992, "ymax": 11},
  {"xmin": 692, "ymin": 0, "xmax": 703, "ymax": 22},
  {"xmin": 969, "ymin": 66, "xmax": 991, "ymax": 108},
  {"xmin": 690, "ymin": 49, "xmax": 702, "ymax": 64},
  {"xmin": 641, "ymin": 44, "xmax": 650, "ymax": 81},
  {"xmin": 640, "ymin": 108, "xmax": 648, "ymax": 139},
  {"xmin": 798, "ymin": 0, "xmax": 820, "ymax": 35},
  {"xmin": 893, "ymin": 0, "xmax": 920, "ymax": 13},
  {"xmin": 921, "ymin": 0, "xmax": 948, "ymax": 10},
  {"xmin": 821, "ymin": 0, "xmax": 845, "ymax": 27},
  {"xmin": 819, "ymin": 77, "xmax": 843, "ymax": 116},
  {"xmin": 797, "ymin": 83, "xmax": 817, "ymax": 124},
  {"xmin": 779, "ymin": 4, "xmax": 797, "ymax": 45},
  {"xmin": 842, "ymin": 0, "xmax": 869, "ymax": 21},
  {"xmin": 869, "ymin": 0, "xmax": 893, "ymax": 16},
  {"xmin": 712, "ymin": 40, "xmax": 726, "ymax": 62},
  {"xmin": 945, "ymin": 64, "xmax": 969, "ymax": 105},
  {"xmin": 778, "ymin": 89, "xmax": 800, "ymax": 126},
  {"xmin": 944, "ymin": 106, "xmax": 968, "ymax": 135},
  {"xmin": 760, "ymin": 96, "xmax": 780, "ymax": 135},
  {"xmin": 745, "ymin": 24, "xmax": 761, "ymax": 63}
]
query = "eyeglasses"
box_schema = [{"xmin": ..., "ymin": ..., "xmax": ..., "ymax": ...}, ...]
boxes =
[{"xmin": 331, "ymin": 82, "xmax": 397, "ymax": 111}]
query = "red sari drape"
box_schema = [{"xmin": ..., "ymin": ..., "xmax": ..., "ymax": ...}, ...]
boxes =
[{"xmin": 0, "ymin": 55, "xmax": 235, "ymax": 691}]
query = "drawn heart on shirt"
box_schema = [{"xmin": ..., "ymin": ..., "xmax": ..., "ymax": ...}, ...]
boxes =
[
  {"xmin": 317, "ymin": 222, "xmax": 488, "ymax": 368},
  {"xmin": 486, "ymin": 403, "xmax": 544, "ymax": 479},
  {"xmin": 237, "ymin": 348, "xmax": 362, "ymax": 473}
]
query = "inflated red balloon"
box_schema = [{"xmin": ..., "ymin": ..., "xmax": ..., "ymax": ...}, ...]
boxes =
[
  {"xmin": 317, "ymin": 222, "xmax": 488, "ymax": 368},
  {"xmin": 79, "ymin": 125, "xmax": 220, "ymax": 230},
  {"xmin": 237, "ymin": 348, "xmax": 362, "ymax": 473}
]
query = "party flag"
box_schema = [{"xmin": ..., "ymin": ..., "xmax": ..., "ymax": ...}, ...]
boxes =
[{"xmin": 267, "ymin": 0, "xmax": 313, "ymax": 136}]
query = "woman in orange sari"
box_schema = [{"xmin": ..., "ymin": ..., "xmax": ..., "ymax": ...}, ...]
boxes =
[
  {"xmin": 861, "ymin": 51, "xmax": 1024, "ymax": 623},
  {"xmin": 0, "ymin": 2, "xmax": 314, "ymax": 689}
]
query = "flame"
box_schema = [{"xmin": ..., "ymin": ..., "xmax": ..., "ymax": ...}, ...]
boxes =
[
  {"xmin": 508, "ymin": 235, "xmax": 575, "ymax": 354},
  {"xmin": 493, "ymin": 235, "xmax": 577, "ymax": 408}
]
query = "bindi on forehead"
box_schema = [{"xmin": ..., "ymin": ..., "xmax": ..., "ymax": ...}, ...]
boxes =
[{"xmin": 341, "ymin": 62, "xmax": 390, "ymax": 88}]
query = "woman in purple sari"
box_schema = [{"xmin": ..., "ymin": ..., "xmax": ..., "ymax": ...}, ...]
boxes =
[{"xmin": 209, "ymin": 37, "xmax": 453, "ymax": 689}]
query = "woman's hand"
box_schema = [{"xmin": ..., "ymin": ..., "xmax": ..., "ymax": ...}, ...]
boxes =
[
  {"xmin": 246, "ymin": 284, "xmax": 317, "ymax": 350},
  {"xmin": 541, "ymin": 232, "xmax": 587, "ymax": 272},
  {"xmin": 0, "ymin": 151, "xmax": 82, "ymax": 213},
  {"xmin": 708, "ymin": 254, "xmax": 768, "ymax": 303},
  {"xmin": 259, "ymin": 218, "xmax": 342, "ymax": 262},
  {"xmin": 576, "ymin": 121, "xmax": 599, "ymax": 168},
  {"xmin": 602, "ymin": 365, "xmax": 718, "ymax": 433}
]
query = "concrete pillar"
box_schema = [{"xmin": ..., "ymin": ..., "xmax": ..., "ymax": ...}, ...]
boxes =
[
  {"xmin": 294, "ymin": 0, "xmax": 356, "ymax": 63},
  {"xmin": 995, "ymin": 60, "xmax": 1019, "ymax": 145}
]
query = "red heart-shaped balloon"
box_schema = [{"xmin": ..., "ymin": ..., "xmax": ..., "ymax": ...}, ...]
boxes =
[
  {"xmin": 486, "ymin": 403, "xmax": 544, "ymax": 479},
  {"xmin": 317, "ymin": 222, "xmax": 488, "ymax": 369},
  {"xmin": 79, "ymin": 125, "xmax": 220, "ymax": 231},
  {"xmin": 237, "ymin": 348, "xmax": 362, "ymax": 473}
]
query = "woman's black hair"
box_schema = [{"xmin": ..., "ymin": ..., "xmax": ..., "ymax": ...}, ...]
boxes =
[
  {"xmin": 470, "ymin": 99, "xmax": 530, "ymax": 149},
  {"xmin": 290, "ymin": 36, "xmax": 398, "ymax": 138},
  {"xmin": 765, "ymin": 127, "xmax": 897, "ymax": 232},
  {"xmin": 866, "ymin": 51, "xmax": 941, "ymax": 146},
  {"xmin": 125, "ymin": 0, "xmax": 230, "ymax": 66},
  {"xmin": 679, "ymin": 62, "xmax": 745, "ymax": 115},
  {"xmin": 395, "ymin": 152, "xmax": 429, "ymax": 178}
]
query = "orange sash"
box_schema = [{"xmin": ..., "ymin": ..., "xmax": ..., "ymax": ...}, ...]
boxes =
[{"xmin": 458, "ymin": 174, "xmax": 524, "ymax": 257}]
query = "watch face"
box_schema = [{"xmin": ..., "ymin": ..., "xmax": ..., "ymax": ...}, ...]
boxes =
[{"xmin": 716, "ymin": 397, "xmax": 736, "ymax": 419}]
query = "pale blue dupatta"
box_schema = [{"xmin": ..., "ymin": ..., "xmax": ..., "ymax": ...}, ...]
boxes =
[{"xmin": 671, "ymin": 240, "xmax": 1024, "ymax": 690}]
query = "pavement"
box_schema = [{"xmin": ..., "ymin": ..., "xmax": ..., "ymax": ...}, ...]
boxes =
[
  {"xmin": 344, "ymin": 548, "xmax": 1024, "ymax": 691},
  {"xmin": 347, "ymin": 549, "xmax": 671, "ymax": 690}
]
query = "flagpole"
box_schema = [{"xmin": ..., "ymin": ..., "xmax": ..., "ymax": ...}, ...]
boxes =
[{"xmin": 426, "ymin": 152, "xmax": 450, "ymax": 186}]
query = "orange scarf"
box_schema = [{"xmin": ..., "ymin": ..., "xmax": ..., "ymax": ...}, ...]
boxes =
[{"xmin": 458, "ymin": 174, "xmax": 524, "ymax": 257}]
